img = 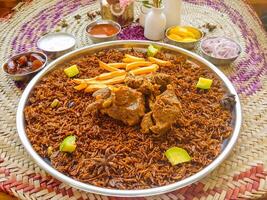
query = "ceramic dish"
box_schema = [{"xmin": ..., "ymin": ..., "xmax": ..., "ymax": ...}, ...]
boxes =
[
  {"xmin": 2, "ymin": 51, "xmax": 47, "ymax": 81},
  {"xmin": 86, "ymin": 20, "xmax": 121, "ymax": 43},
  {"xmin": 200, "ymin": 36, "xmax": 242, "ymax": 66},
  {"xmin": 37, "ymin": 32, "xmax": 76, "ymax": 59},
  {"xmin": 165, "ymin": 26, "xmax": 204, "ymax": 50}
]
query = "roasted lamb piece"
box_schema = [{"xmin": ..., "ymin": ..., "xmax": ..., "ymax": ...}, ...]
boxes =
[
  {"xmin": 87, "ymin": 86, "xmax": 146, "ymax": 126},
  {"xmin": 141, "ymin": 85, "xmax": 182, "ymax": 135},
  {"xmin": 125, "ymin": 73, "xmax": 171, "ymax": 95},
  {"xmin": 87, "ymin": 73, "xmax": 179, "ymax": 134}
]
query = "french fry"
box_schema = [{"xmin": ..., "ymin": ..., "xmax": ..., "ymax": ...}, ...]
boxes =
[
  {"xmin": 73, "ymin": 79, "xmax": 84, "ymax": 84},
  {"xmin": 74, "ymin": 83, "xmax": 88, "ymax": 91},
  {"xmin": 73, "ymin": 77, "xmax": 96, "ymax": 84},
  {"xmin": 85, "ymin": 80, "xmax": 105, "ymax": 85},
  {"xmin": 129, "ymin": 64, "xmax": 159, "ymax": 75},
  {"xmin": 79, "ymin": 75, "xmax": 126, "ymax": 85},
  {"xmin": 99, "ymin": 61, "xmax": 120, "ymax": 72},
  {"xmin": 101, "ymin": 75, "xmax": 126, "ymax": 85},
  {"xmin": 84, "ymin": 84, "xmax": 108, "ymax": 93},
  {"xmin": 148, "ymin": 57, "xmax": 172, "ymax": 66},
  {"xmin": 96, "ymin": 70, "xmax": 126, "ymax": 80},
  {"xmin": 126, "ymin": 61, "xmax": 152, "ymax": 71},
  {"xmin": 122, "ymin": 54, "xmax": 145, "ymax": 63},
  {"xmin": 108, "ymin": 63, "xmax": 127, "ymax": 69}
]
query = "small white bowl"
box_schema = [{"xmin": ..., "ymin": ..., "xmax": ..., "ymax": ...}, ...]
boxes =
[{"xmin": 37, "ymin": 32, "xmax": 76, "ymax": 59}]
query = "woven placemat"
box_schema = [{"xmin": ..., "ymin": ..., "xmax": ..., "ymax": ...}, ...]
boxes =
[{"xmin": 0, "ymin": 0, "xmax": 267, "ymax": 199}]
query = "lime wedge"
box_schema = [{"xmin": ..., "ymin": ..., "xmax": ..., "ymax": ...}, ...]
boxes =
[
  {"xmin": 196, "ymin": 77, "xmax": 213, "ymax": 89},
  {"xmin": 165, "ymin": 147, "xmax": 192, "ymax": 165},
  {"xmin": 64, "ymin": 65, "xmax": 79, "ymax": 78},
  {"xmin": 60, "ymin": 135, "xmax": 76, "ymax": 153},
  {"xmin": 147, "ymin": 45, "xmax": 159, "ymax": 57}
]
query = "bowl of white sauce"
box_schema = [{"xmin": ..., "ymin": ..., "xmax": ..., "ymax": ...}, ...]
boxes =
[{"xmin": 37, "ymin": 32, "xmax": 76, "ymax": 59}]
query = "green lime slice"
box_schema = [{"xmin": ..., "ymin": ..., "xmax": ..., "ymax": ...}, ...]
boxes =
[
  {"xmin": 147, "ymin": 45, "xmax": 159, "ymax": 57},
  {"xmin": 165, "ymin": 147, "xmax": 192, "ymax": 165},
  {"xmin": 64, "ymin": 65, "xmax": 80, "ymax": 78},
  {"xmin": 196, "ymin": 77, "xmax": 213, "ymax": 89},
  {"xmin": 60, "ymin": 135, "xmax": 76, "ymax": 153}
]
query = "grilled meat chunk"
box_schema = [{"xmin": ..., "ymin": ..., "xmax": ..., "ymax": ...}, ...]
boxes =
[{"xmin": 141, "ymin": 85, "xmax": 181, "ymax": 135}]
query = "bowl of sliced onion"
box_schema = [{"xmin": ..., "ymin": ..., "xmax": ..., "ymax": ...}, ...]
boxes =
[{"xmin": 200, "ymin": 36, "xmax": 241, "ymax": 66}]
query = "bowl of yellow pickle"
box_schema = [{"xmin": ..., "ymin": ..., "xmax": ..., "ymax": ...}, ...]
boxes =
[{"xmin": 165, "ymin": 26, "xmax": 203, "ymax": 50}]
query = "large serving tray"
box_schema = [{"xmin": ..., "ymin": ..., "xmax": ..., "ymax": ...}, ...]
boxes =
[{"xmin": 16, "ymin": 40, "xmax": 242, "ymax": 197}]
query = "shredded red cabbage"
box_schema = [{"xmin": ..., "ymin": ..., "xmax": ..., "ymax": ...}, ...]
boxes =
[{"xmin": 118, "ymin": 24, "xmax": 147, "ymax": 40}]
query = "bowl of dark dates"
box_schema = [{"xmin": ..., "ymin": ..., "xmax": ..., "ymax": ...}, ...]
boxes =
[{"xmin": 2, "ymin": 51, "xmax": 47, "ymax": 81}]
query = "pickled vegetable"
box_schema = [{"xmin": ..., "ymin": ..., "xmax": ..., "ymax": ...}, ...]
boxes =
[
  {"xmin": 201, "ymin": 37, "xmax": 241, "ymax": 59},
  {"xmin": 184, "ymin": 26, "xmax": 202, "ymax": 39},
  {"xmin": 165, "ymin": 147, "xmax": 192, "ymax": 165},
  {"xmin": 29, "ymin": 53, "xmax": 45, "ymax": 62},
  {"xmin": 181, "ymin": 38, "xmax": 197, "ymax": 42},
  {"xmin": 17, "ymin": 55, "xmax": 27, "ymax": 66},
  {"xmin": 60, "ymin": 135, "xmax": 76, "ymax": 153},
  {"xmin": 5, "ymin": 53, "xmax": 45, "ymax": 75},
  {"xmin": 167, "ymin": 26, "xmax": 202, "ymax": 43},
  {"xmin": 196, "ymin": 77, "xmax": 213, "ymax": 89},
  {"xmin": 6, "ymin": 60, "xmax": 16, "ymax": 74},
  {"xmin": 64, "ymin": 65, "xmax": 80, "ymax": 77},
  {"xmin": 168, "ymin": 34, "xmax": 183, "ymax": 41},
  {"xmin": 32, "ymin": 60, "xmax": 43, "ymax": 70}
]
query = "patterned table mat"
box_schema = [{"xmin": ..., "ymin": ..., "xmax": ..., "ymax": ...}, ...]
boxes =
[{"xmin": 0, "ymin": 0, "xmax": 267, "ymax": 199}]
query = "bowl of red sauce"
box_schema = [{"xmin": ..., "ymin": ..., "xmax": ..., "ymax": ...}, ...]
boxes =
[
  {"xmin": 2, "ymin": 51, "xmax": 47, "ymax": 81},
  {"xmin": 86, "ymin": 20, "xmax": 121, "ymax": 43},
  {"xmin": 200, "ymin": 36, "xmax": 241, "ymax": 66}
]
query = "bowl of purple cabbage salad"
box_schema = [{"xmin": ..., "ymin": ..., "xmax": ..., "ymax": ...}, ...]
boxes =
[
  {"xmin": 200, "ymin": 36, "xmax": 241, "ymax": 66},
  {"xmin": 117, "ymin": 24, "xmax": 147, "ymax": 40}
]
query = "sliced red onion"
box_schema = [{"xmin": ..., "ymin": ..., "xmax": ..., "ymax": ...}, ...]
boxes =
[{"xmin": 201, "ymin": 37, "xmax": 240, "ymax": 59}]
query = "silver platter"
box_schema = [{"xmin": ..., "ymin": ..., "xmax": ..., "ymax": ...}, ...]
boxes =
[{"xmin": 16, "ymin": 40, "xmax": 242, "ymax": 197}]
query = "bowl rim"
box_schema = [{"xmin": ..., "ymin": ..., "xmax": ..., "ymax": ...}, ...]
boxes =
[
  {"xmin": 1, "ymin": 51, "xmax": 48, "ymax": 77},
  {"xmin": 165, "ymin": 25, "xmax": 204, "ymax": 43},
  {"xmin": 85, "ymin": 19, "xmax": 121, "ymax": 39},
  {"xmin": 200, "ymin": 36, "xmax": 242, "ymax": 60},
  {"xmin": 16, "ymin": 40, "xmax": 242, "ymax": 197},
  {"xmin": 37, "ymin": 32, "xmax": 77, "ymax": 53}
]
